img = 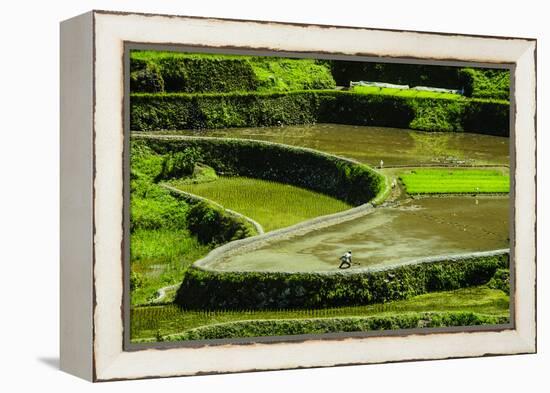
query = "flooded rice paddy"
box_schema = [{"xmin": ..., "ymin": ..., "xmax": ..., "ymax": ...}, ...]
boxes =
[
  {"xmin": 208, "ymin": 196, "xmax": 510, "ymax": 272},
  {"xmin": 149, "ymin": 124, "xmax": 510, "ymax": 272},
  {"xmin": 160, "ymin": 123, "xmax": 510, "ymax": 167}
]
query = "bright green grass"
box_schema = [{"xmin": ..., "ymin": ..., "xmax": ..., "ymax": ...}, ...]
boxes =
[
  {"xmin": 249, "ymin": 58, "xmax": 335, "ymax": 91},
  {"xmin": 399, "ymin": 168, "xmax": 510, "ymax": 194},
  {"xmin": 352, "ymin": 85, "xmax": 464, "ymax": 100},
  {"xmin": 130, "ymin": 228, "xmax": 212, "ymax": 306},
  {"xmin": 169, "ymin": 176, "xmax": 352, "ymax": 232},
  {"xmin": 130, "ymin": 286, "xmax": 509, "ymax": 341}
]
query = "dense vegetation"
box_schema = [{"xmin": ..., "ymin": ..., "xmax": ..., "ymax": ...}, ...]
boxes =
[
  {"xmin": 132, "ymin": 51, "xmax": 509, "ymax": 100},
  {"xmin": 487, "ymin": 268, "xmax": 510, "ymax": 293},
  {"xmin": 131, "ymin": 142, "xmax": 257, "ymax": 244},
  {"xmin": 171, "ymin": 176, "xmax": 352, "ymax": 232},
  {"xmin": 130, "ymin": 140, "xmax": 258, "ymax": 305},
  {"xmin": 130, "ymin": 228, "xmax": 211, "ymax": 305},
  {"xmin": 176, "ymin": 252, "xmax": 508, "ymax": 310},
  {"xmin": 331, "ymin": 61, "xmax": 510, "ymax": 100},
  {"xmin": 130, "ymin": 50, "xmax": 335, "ymax": 93},
  {"xmin": 459, "ymin": 68, "xmax": 511, "ymax": 100},
  {"xmin": 130, "ymin": 142, "xmax": 203, "ymax": 304},
  {"xmin": 131, "ymin": 90, "xmax": 509, "ymax": 136},
  {"xmin": 399, "ymin": 168, "xmax": 510, "ymax": 194},
  {"xmin": 132, "ymin": 286, "xmax": 509, "ymax": 341}
]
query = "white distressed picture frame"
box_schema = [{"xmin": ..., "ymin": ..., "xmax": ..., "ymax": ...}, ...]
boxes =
[{"xmin": 60, "ymin": 10, "xmax": 536, "ymax": 382}]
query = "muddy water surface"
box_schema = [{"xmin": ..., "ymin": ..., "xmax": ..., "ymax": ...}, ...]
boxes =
[
  {"xmin": 160, "ymin": 123, "xmax": 510, "ymax": 167},
  {"xmin": 210, "ymin": 196, "xmax": 509, "ymax": 272}
]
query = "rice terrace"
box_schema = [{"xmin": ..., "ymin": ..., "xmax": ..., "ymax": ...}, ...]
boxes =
[{"xmin": 128, "ymin": 50, "xmax": 511, "ymax": 343}]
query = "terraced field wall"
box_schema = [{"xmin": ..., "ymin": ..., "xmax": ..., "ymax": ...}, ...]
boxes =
[{"xmin": 175, "ymin": 251, "xmax": 509, "ymax": 310}]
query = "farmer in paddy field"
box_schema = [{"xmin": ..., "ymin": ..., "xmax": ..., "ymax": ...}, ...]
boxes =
[{"xmin": 339, "ymin": 250, "xmax": 353, "ymax": 269}]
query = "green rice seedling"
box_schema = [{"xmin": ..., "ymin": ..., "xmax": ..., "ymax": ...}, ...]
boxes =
[
  {"xmin": 399, "ymin": 168, "xmax": 510, "ymax": 194},
  {"xmin": 170, "ymin": 176, "xmax": 352, "ymax": 232}
]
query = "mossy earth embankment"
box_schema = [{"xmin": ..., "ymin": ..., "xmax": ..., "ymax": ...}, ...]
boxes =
[{"xmin": 176, "ymin": 250, "xmax": 509, "ymax": 310}]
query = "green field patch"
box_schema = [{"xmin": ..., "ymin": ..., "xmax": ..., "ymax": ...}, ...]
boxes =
[
  {"xmin": 170, "ymin": 176, "xmax": 352, "ymax": 232},
  {"xmin": 130, "ymin": 286, "xmax": 509, "ymax": 341},
  {"xmin": 399, "ymin": 168, "xmax": 509, "ymax": 194}
]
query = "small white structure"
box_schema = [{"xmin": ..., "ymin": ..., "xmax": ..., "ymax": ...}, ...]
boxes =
[{"xmin": 350, "ymin": 81, "xmax": 409, "ymax": 89}]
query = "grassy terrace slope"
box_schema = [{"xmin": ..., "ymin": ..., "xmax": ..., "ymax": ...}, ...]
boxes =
[
  {"xmin": 132, "ymin": 286, "xmax": 509, "ymax": 342},
  {"xmin": 170, "ymin": 176, "xmax": 352, "ymax": 232},
  {"xmin": 399, "ymin": 168, "xmax": 510, "ymax": 194}
]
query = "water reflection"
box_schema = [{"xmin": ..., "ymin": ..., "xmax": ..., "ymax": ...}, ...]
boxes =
[{"xmin": 153, "ymin": 123, "xmax": 509, "ymax": 167}]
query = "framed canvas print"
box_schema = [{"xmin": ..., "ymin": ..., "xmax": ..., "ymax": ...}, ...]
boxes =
[{"xmin": 60, "ymin": 10, "xmax": 537, "ymax": 382}]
